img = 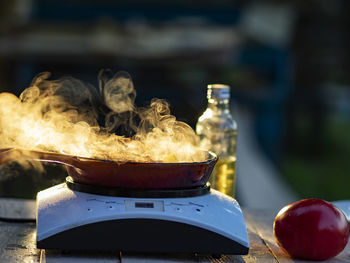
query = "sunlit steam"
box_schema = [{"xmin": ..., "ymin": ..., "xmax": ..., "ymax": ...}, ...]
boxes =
[{"xmin": 0, "ymin": 71, "xmax": 205, "ymax": 163}]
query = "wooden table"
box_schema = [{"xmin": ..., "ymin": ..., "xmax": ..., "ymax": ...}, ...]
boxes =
[{"xmin": 1, "ymin": 198, "xmax": 350, "ymax": 263}]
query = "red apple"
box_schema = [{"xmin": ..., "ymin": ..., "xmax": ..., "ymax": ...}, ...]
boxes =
[{"xmin": 273, "ymin": 199, "xmax": 349, "ymax": 260}]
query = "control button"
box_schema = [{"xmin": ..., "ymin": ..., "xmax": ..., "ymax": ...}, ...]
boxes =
[
  {"xmin": 107, "ymin": 205, "xmax": 115, "ymax": 210},
  {"xmin": 195, "ymin": 208, "xmax": 202, "ymax": 214},
  {"xmin": 87, "ymin": 208, "xmax": 93, "ymax": 212},
  {"xmin": 175, "ymin": 207, "xmax": 182, "ymax": 212}
]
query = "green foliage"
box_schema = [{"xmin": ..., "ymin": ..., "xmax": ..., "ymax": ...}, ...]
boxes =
[{"xmin": 283, "ymin": 116, "xmax": 350, "ymax": 201}]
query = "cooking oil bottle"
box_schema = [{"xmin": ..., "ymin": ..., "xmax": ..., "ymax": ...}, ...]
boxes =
[{"xmin": 196, "ymin": 84, "xmax": 237, "ymax": 197}]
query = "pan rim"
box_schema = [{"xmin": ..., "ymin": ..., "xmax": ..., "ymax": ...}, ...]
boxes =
[{"xmin": 1, "ymin": 148, "xmax": 218, "ymax": 166}]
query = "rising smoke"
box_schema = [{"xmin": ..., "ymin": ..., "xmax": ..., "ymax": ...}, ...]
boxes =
[{"xmin": 0, "ymin": 71, "xmax": 205, "ymax": 163}]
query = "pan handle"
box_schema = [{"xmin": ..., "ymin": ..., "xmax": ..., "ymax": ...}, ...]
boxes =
[{"xmin": 0, "ymin": 148, "xmax": 79, "ymax": 168}]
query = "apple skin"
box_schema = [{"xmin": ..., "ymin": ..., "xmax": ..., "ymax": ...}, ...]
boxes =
[{"xmin": 273, "ymin": 199, "xmax": 349, "ymax": 261}]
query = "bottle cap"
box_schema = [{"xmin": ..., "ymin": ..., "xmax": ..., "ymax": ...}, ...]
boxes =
[{"xmin": 207, "ymin": 84, "xmax": 230, "ymax": 100}]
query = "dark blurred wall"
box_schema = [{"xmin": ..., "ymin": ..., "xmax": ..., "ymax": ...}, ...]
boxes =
[
  {"xmin": 284, "ymin": 0, "xmax": 350, "ymax": 200},
  {"xmin": 287, "ymin": 0, "xmax": 350, "ymax": 154}
]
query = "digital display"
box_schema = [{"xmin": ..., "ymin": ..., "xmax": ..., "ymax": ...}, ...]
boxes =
[
  {"xmin": 135, "ymin": 202, "xmax": 154, "ymax": 208},
  {"xmin": 125, "ymin": 200, "xmax": 164, "ymax": 211}
]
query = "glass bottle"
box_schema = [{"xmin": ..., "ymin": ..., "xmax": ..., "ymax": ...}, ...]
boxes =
[{"xmin": 196, "ymin": 84, "xmax": 238, "ymax": 197}]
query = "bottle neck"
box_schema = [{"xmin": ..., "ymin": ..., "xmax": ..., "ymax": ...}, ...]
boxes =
[{"xmin": 208, "ymin": 98, "xmax": 230, "ymax": 112}]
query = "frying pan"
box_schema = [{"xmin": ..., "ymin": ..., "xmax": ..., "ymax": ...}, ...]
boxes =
[{"xmin": 0, "ymin": 148, "xmax": 217, "ymax": 190}]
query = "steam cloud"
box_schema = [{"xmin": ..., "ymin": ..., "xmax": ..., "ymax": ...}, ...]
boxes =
[{"xmin": 0, "ymin": 71, "xmax": 205, "ymax": 163}]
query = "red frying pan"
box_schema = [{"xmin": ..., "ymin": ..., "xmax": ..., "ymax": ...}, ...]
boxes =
[{"xmin": 0, "ymin": 148, "xmax": 217, "ymax": 190}]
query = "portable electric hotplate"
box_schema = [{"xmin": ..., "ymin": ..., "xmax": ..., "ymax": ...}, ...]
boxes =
[{"xmin": 36, "ymin": 177, "xmax": 249, "ymax": 256}]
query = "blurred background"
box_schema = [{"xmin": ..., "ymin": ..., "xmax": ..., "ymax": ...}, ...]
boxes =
[{"xmin": 0, "ymin": 0, "xmax": 349, "ymax": 207}]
